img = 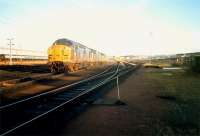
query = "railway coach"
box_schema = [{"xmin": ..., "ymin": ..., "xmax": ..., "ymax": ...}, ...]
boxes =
[{"xmin": 48, "ymin": 38, "xmax": 107, "ymax": 73}]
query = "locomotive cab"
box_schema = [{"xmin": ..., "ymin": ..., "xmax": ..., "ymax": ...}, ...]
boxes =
[
  {"xmin": 48, "ymin": 39, "xmax": 73, "ymax": 73},
  {"xmin": 48, "ymin": 45, "xmax": 71, "ymax": 62}
]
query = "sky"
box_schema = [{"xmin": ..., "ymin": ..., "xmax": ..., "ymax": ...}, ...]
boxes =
[{"xmin": 0, "ymin": 0, "xmax": 199, "ymax": 56}]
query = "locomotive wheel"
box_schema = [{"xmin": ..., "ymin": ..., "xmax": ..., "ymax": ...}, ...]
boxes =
[
  {"xmin": 66, "ymin": 64, "xmax": 74, "ymax": 72},
  {"xmin": 54, "ymin": 63, "xmax": 59, "ymax": 73},
  {"xmin": 64, "ymin": 66, "xmax": 69, "ymax": 73},
  {"xmin": 73, "ymin": 64, "xmax": 78, "ymax": 71},
  {"xmin": 51, "ymin": 67, "xmax": 55, "ymax": 73},
  {"xmin": 50, "ymin": 64, "xmax": 55, "ymax": 73},
  {"xmin": 60, "ymin": 65, "xmax": 65, "ymax": 73},
  {"xmin": 56, "ymin": 62, "xmax": 65, "ymax": 73}
]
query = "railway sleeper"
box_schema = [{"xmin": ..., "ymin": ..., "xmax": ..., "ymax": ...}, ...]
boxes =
[
  {"xmin": 51, "ymin": 97, "xmax": 70, "ymax": 101},
  {"xmin": 74, "ymin": 88, "xmax": 86, "ymax": 91},
  {"xmin": 55, "ymin": 94, "xmax": 74, "ymax": 98},
  {"xmin": 55, "ymin": 93, "xmax": 78, "ymax": 99},
  {"xmin": 69, "ymin": 89, "xmax": 86, "ymax": 93},
  {"xmin": 25, "ymin": 104, "xmax": 59, "ymax": 115},
  {"xmin": 60, "ymin": 91, "xmax": 77, "ymax": 95},
  {"xmin": 51, "ymin": 95, "xmax": 73, "ymax": 100}
]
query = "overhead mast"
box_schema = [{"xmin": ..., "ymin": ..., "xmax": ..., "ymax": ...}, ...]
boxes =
[{"xmin": 7, "ymin": 38, "xmax": 15, "ymax": 65}]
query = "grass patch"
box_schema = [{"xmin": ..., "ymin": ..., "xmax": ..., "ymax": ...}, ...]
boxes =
[{"xmin": 145, "ymin": 69, "xmax": 200, "ymax": 135}]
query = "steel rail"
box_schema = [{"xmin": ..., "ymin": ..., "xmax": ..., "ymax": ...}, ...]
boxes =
[
  {"xmin": 1, "ymin": 64, "xmax": 135, "ymax": 136},
  {"xmin": 0, "ymin": 66, "xmax": 96, "ymax": 86},
  {"xmin": 0, "ymin": 65, "xmax": 120, "ymax": 136},
  {"xmin": 0, "ymin": 65, "xmax": 115, "ymax": 110}
]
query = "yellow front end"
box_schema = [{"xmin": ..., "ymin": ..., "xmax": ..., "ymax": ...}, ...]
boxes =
[{"xmin": 48, "ymin": 45, "xmax": 71, "ymax": 62}]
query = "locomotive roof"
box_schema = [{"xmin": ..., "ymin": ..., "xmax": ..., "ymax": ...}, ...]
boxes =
[
  {"xmin": 53, "ymin": 38, "xmax": 85, "ymax": 48},
  {"xmin": 53, "ymin": 38, "xmax": 73, "ymax": 46},
  {"xmin": 52, "ymin": 38, "xmax": 106, "ymax": 56}
]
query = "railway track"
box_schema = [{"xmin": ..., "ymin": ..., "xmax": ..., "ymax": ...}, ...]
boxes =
[
  {"xmin": 0, "ymin": 65, "xmax": 115, "ymax": 105},
  {"xmin": 0, "ymin": 65, "xmax": 49, "ymax": 73},
  {"xmin": 0, "ymin": 63, "xmax": 137, "ymax": 136},
  {"xmin": 0, "ymin": 64, "xmax": 88, "ymax": 88},
  {"xmin": 0, "ymin": 67, "xmax": 91, "ymax": 88},
  {"xmin": 0, "ymin": 73, "xmax": 55, "ymax": 88}
]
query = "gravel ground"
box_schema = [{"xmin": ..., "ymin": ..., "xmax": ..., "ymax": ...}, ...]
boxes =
[
  {"xmin": 0, "ymin": 70, "xmax": 39, "ymax": 82},
  {"xmin": 0, "ymin": 65, "xmax": 50, "ymax": 81},
  {"xmin": 60, "ymin": 67, "xmax": 169, "ymax": 136}
]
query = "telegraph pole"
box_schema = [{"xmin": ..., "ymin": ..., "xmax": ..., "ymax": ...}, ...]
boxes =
[
  {"xmin": 116, "ymin": 62, "xmax": 120, "ymax": 100},
  {"xmin": 7, "ymin": 38, "xmax": 14, "ymax": 65}
]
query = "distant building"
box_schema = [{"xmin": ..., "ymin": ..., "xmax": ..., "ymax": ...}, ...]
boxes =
[
  {"xmin": 0, "ymin": 47, "xmax": 47, "ymax": 60},
  {"xmin": 0, "ymin": 47, "xmax": 47, "ymax": 65}
]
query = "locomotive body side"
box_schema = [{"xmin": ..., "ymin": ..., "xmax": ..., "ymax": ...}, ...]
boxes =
[{"xmin": 48, "ymin": 38, "xmax": 107, "ymax": 73}]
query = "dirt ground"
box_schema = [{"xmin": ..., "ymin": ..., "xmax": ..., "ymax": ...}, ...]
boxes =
[{"xmin": 60, "ymin": 67, "xmax": 200, "ymax": 136}]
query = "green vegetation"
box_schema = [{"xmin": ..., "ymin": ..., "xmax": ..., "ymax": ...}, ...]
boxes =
[
  {"xmin": 146, "ymin": 69, "xmax": 200, "ymax": 135},
  {"xmin": 189, "ymin": 56, "xmax": 200, "ymax": 73}
]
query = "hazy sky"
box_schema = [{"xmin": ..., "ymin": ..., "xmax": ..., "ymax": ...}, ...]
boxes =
[{"xmin": 0, "ymin": 0, "xmax": 199, "ymax": 56}]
